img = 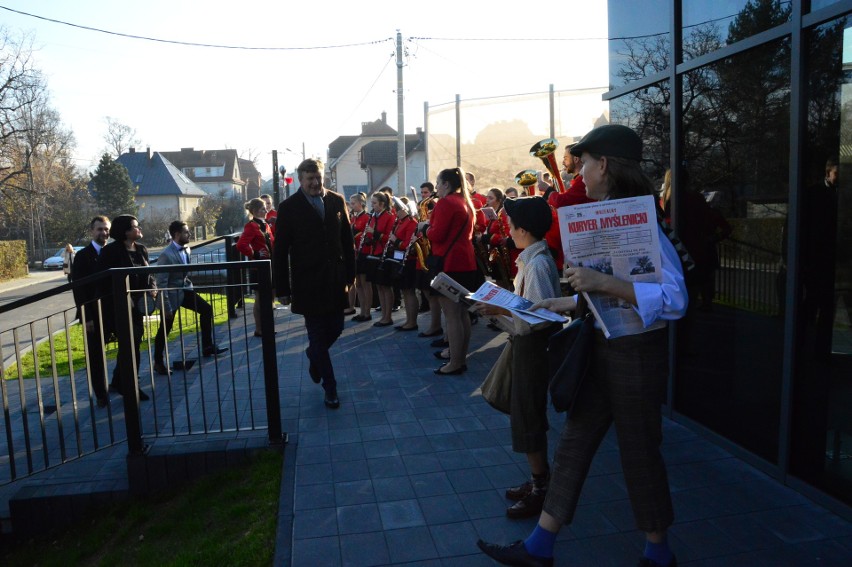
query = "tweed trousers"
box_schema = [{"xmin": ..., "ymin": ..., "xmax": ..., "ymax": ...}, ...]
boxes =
[{"xmin": 542, "ymin": 327, "xmax": 674, "ymax": 533}]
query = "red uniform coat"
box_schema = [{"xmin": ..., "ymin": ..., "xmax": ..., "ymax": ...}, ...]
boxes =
[
  {"xmin": 364, "ymin": 210, "xmax": 394, "ymax": 256},
  {"xmin": 429, "ymin": 193, "xmax": 475, "ymax": 272},
  {"xmin": 351, "ymin": 211, "xmax": 369, "ymax": 252},
  {"xmin": 236, "ymin": 218, "xmax": 272, "ymax": 259}
]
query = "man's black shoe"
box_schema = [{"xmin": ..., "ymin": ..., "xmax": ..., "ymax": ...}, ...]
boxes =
[
  {"xmin": 430, "ymin": 338, "xmax": 449, "ymax": 348},
  {"xmin": 308, "ymin": 362, "xmax": 321, "ymax": 384},
  {"xmin": 203, "ymin": 346, "xmax": 229, "ymax": 357},
  {"xmin": 137, "ymin": 388, "xmax": 150, "ymax": 401},
  {"xmin": 153, "ymin": 361, "xmax": 171, "ymax": 376},
  {"xmin": 476, "ymin": 539, "xmax": 553, "ymax": 567},
  {"xmin": 324, "ymin": 394, "xmax": 340, "ymax": 409}
]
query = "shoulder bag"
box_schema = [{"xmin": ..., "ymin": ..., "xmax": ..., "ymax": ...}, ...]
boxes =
[
  {"xmin": 480, "ymin": 339, "xmax": 512, "ymax": 414},
  {"xmin": 547, "ymin": 294, "xmax": 594, "ymax": 414}
]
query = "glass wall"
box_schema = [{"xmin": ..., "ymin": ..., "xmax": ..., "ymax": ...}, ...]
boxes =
[
  {"xmin": 683, "ymin": 1, "xmax": 792, "ymax": 61},
  {"xmin": 608, "ymin": 0, "xmax": 671, "ymax": 89},
  {"xmin": 791, "ymin": 14, "xmax": 852, "ymax": 502},
  {"xmin": 672, "ymin": 39, "xmax": 790, "ymax": 463}
]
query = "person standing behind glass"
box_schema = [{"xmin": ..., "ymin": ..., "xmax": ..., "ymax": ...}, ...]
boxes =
[
  {"xmin": 478, "ymin": 124, "xmax": 688, "ymax": 567},
  {"xmin": 429, "ymin": 167, "xmax": 477, "ymax": 375}
]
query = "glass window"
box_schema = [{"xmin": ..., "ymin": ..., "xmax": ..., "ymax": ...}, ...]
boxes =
[
  {"xmin": 673, "ymin": 39, "xmax": 791, "ymax": 463},
  {"xmin": 609, "ymin": 0, "xmax": 671, "ymax": 89},
  {"xmin": 609, "ymin": 80, "xmax": 671, "ymax": 183},
  {"xmin": 791, "ymin": 14, "xmax": 852, "ymax": 503},
  {"xmin": 809, "ymin": 1, "xmax": 844, "ymax": 13},
  {"xmin": 683, "ymin": 0, "xmax": 792, "ymax": 61}
]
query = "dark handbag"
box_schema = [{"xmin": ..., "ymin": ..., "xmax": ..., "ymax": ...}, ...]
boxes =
[
  {"xmin": 425, "ymin": 212, "xmax": 469, "ymax": 276},
  {"xmin": 547, "ymin": 297, "xmax": 594, "ymax": 413}
]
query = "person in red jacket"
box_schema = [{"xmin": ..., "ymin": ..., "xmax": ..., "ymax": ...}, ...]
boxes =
[
  {"xmin": 236, "ymin": 198, "xmax": 273, "ymax": 336},
  {"xmin": 386, "ymin": 197, "xmax": 420, "ymax": 331},
  {"xmin": 364, "ymin": 191, "xmax": 395, "ymax": 326},
  {"xmin": 428, "ymin": 167, "xmax": 477, "ymax": 375},
  {"xmin": 348, "ymin": 192, "xmax": 369, "ymax": 318},
  {"xmin": 482, "ymin": 188, "xmax": 514, "ymax": 290},
  {"xmin": 261, "ymin": 193, "xmax": 277, "ymax": 237}
]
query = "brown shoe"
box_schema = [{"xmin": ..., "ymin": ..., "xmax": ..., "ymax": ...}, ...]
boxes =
[
  {"xmin": 506, "ymin": 488, "xmax": 547, "ymax": 519},
  {"xmin": 505, "ymin": 479, "xmax": 535, "ymax": 502}
]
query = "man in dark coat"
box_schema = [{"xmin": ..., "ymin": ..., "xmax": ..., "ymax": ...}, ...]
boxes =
[
  {"xmin": 71, "ymin": 215, "xmax": 112, "ymax": 408},
  {"xmin": 273, "ymin": 158, "xmax": 356, "ymax": 409}
]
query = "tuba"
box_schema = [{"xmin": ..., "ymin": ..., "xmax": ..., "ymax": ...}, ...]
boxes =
[
  {"xmin": 530, "ymin": 138, "xmax": 567, "ymax": 193},
  {"xmin": 514, "ymin": 169, "xmax": 539, "ymax": 196}
]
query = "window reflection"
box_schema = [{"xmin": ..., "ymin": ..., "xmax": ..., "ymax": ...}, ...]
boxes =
[
  {"xmin": 675, "ymin": 40, "xmax": 791, "ymax": 463},
  {"xmin": 610, "ymin": 81, "xmax": 671, "ymax": 181},
  {"xmin": 683, "ymin": 0, "xmax": 792, "ymax": 61},
  {"xmin": 609, "ymin": 0, "xmax": 670, "ymax": 88},
  {"xmin": 792, "ymin": 14, "xmax": 852, "ymax": 502}
]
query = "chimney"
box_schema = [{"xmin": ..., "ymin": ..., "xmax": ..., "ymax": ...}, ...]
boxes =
[
  {"xmin": 129, "ymin": 147, "xmax": 136, "ymax": 154},
  {"xmin": 146, "ymin": 147, "xmax": 152, "ymax": 162},
  {"xmin": 381, "ymin": 111, "xmax": 386, "ymax": 124}
]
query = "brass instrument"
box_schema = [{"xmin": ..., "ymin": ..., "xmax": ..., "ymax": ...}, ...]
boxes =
[
  {"xmin": 530, "ymin": 138, "xmax": 567, "ymax": 193},
  {"xmin": 514, "ymin": 169, "xmax": 539, "ymax": 196},
  {"xmin": 418, "ymin": 194, "xmax": 435, "ymax": 221},
  {"xmin": 488, "ymin": 244, "xmax": 514, "ymax": 289}
]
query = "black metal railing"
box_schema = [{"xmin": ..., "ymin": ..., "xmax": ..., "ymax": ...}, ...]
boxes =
[
  {"xmin": 716, "ymin": 238, "xmax": 782, "ymax": 315},
  {"xmin": 0, "ymin": 256, "xmax": 281, "ymax": 485}
]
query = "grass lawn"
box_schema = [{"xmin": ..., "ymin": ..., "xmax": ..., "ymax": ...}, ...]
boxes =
[
  {"xmin": 0, "ymin": 448, "xmax": 282, "ymax": 567},
  {"xmin": 3, "ymin": 294, "xmax": 232, "ymax": 381}
]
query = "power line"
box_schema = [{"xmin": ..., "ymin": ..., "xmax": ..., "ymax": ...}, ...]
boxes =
[{"xmin": 0, "ymin": 5, "xmax": 392, "ymax": 51}]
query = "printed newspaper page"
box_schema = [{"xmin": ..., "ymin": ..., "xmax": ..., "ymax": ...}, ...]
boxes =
[{"xmin": 557, "ymin": 195, "xmax": 664, "ymax": 338}]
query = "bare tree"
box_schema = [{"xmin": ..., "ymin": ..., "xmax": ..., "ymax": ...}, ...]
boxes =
[{"xmin": 102, "ymin": 116, "xmax": 141, "ymax": 158}]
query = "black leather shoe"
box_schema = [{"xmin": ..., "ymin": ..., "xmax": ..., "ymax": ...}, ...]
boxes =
[
  {"xmin": 434, "ymin": 364, "xmax": 466, "ymax": 375},
  {"xmin": 505, "ymin": 479, "xmax": 534, "ymax": 501},
  {"xmin": 373, "ymin": 320, "xmax": 393, "ymax": 327},
  {"xmin": 137, "ymin": 388, "xmax": 150, "ymax": 401},
  {"xmin": 638, "ymin": 556, "xmax": 677, "ymax": 567},
  {"xmin": 506, "ymin": 488, "xmax": 546, "ymax": 519},
  {"xmin": 153, "ymin": 362, "xmax": 171, "ymax": 376},
  {"xmin": 433, "ymin": 350, "xmax": 450, "ymax": 360},
  {"xmin": 203, "ymin": 346, "xmax": 229, "ymax": 357},
  {"xmin": 476, "ymin": 540, "xmax": 553, "ymax": 567},
  {"xmin": 308, "ymin": 362, "xmax": 321, "ymax": 384},
  {"xmin": 418, "ymin": 329, "xmax": 442, "ymax": 338},
  {"xmin": 430, "ymin": 338, "xmax": 449, "ymax": 348},
  {"xmin": 324, "ymin": 394, "xmax": 340, "ymax": 409}
]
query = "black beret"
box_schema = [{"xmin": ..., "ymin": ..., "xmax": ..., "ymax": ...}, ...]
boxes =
[{"xmin": 570, "ymin": 124, "xmax": 642, "ymax": 161}]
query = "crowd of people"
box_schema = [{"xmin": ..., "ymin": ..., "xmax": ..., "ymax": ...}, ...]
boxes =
[{"xmin": 69, "ymin": 125, "xmax": 686, "ymax": 567}]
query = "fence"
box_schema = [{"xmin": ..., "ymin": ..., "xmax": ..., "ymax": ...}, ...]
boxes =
[
  {"xmin": 0, "ymin": 238, "xmax": 281, "ymax": 485},
  {"xmin": 716, "ymin": 238, "xmax": 783, "ymax": 315}
]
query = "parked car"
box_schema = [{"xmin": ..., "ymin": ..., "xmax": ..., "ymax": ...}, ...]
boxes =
[{"xmin": 42, "ymin": 246, "xmax": 84, "ymax": 270}]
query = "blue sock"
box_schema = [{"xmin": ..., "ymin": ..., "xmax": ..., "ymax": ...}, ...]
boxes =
[
  {"xmin": 523, "ymin": 524, "xmax": 556, "ymax": 558},
  {"xmin": 643, "ymin": 539, "xmax": 673, "ymax": 566}
]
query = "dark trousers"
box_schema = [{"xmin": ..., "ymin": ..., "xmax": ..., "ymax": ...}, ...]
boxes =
[
  {"xmin": 111, "ymin": 312, "xmax": 143, "ymax": 394},
  {"xmin": 509, "ymin": 324, "xmax": 560, "ymax": 454},
  {"xmin": 543, "ymin": 328, "xmax": 674, "ymax": 533},
  {"xmin": 304, "ymin": 313, "xmax": 345, "ymax": 394},
  {"xmin": 83, "ymin": 320, "xmax": 108, "ymax": 401},
  {"xmin": 153, "ymin": 290, "xmax": 214, "ymax": 363}
]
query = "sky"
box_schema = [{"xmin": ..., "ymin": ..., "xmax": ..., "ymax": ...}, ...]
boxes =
[{"xmin": 1, "ymin": 0, "xmax": 609, "ymax": 180}]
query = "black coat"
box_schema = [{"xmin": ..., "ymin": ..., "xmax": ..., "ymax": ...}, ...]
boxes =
[
  {"xmin": 98, "ymin": 241, "xmax": 153, "ymax": 329},
  {"xmin": 273, "ymin": 189, "xmax": 355, "ymax": 315},
  {"xmin": 71, "ymin": 242, "xmax": 106, "ymax": 323}
]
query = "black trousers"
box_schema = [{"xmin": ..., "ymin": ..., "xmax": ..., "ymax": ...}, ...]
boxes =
[
  {"xmin": 83, "ymin": 319, "xmax": 108, "ymax": 401},
  {"xmin": 304, "ymin": 313, "xmax": 345, "ymax": 395},
  {"xmin": 153, "ymin": 289, "xmax": 214, "ymax": 364},
  {"xmin": 111, "ymin": 311, "xmax": 143, "ymax": 394}
]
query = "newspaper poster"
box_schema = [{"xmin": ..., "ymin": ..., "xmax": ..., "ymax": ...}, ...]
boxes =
[{"xmin": 557, "ymin": 195, "xmax": 664, "ymax": 338}]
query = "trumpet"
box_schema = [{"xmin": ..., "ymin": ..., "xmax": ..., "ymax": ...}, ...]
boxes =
[
  {"xmin": 530, "ymin": 138, "xmax": 567, "ymax": 193},
  {"xmin": 514, "ymin": 169, "xmax": 539, "ymax": 196}
]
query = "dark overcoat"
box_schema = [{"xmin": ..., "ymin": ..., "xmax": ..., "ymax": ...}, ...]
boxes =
[{"xmin": 273, "ymin": 188, "xmax": 355, "ymax": 315}]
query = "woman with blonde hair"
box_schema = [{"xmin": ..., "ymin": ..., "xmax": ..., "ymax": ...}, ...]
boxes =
[
  {"xmin": 428, "ymin": 167, "xmax": 477, "ymax": 374},
  {"xmin": 236, "ymin": 198, "xmax": 274, "ymax": 336}
]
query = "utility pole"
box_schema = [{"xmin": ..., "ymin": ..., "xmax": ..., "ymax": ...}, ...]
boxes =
[
  {"xmin": 396, "ymin": 31, "xmax": 406, "ymax": 194},
  {"xmin": 272, "ymin": 150, "xmax": 280, "ymax": 206}
]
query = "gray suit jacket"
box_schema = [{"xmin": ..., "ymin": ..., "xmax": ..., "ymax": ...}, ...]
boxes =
[{"xmin": 155, "ymin": 243, "xmax": 192, "ymax": 314}]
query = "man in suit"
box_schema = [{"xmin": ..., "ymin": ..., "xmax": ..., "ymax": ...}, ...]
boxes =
[
  {"xmin": 273, "ymin": 158, "xmax": 356, "ymax": 409},
  {"xmin": 71, "ymin": 215, "xmax": 112, "ymax": 408},
  {"xmin": 152, "ymin": 220, "xmax": 227, "ymax": 375}
]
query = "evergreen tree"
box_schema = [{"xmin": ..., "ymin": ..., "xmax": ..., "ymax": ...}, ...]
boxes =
[{"xmin": 90, "ymin": 153, "xmax": 137, "ymax": 219}]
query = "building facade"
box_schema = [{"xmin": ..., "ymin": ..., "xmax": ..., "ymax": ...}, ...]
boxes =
[{"xmin": 605, "ymin": 0, "xmax": 852, "ymax": 515}]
